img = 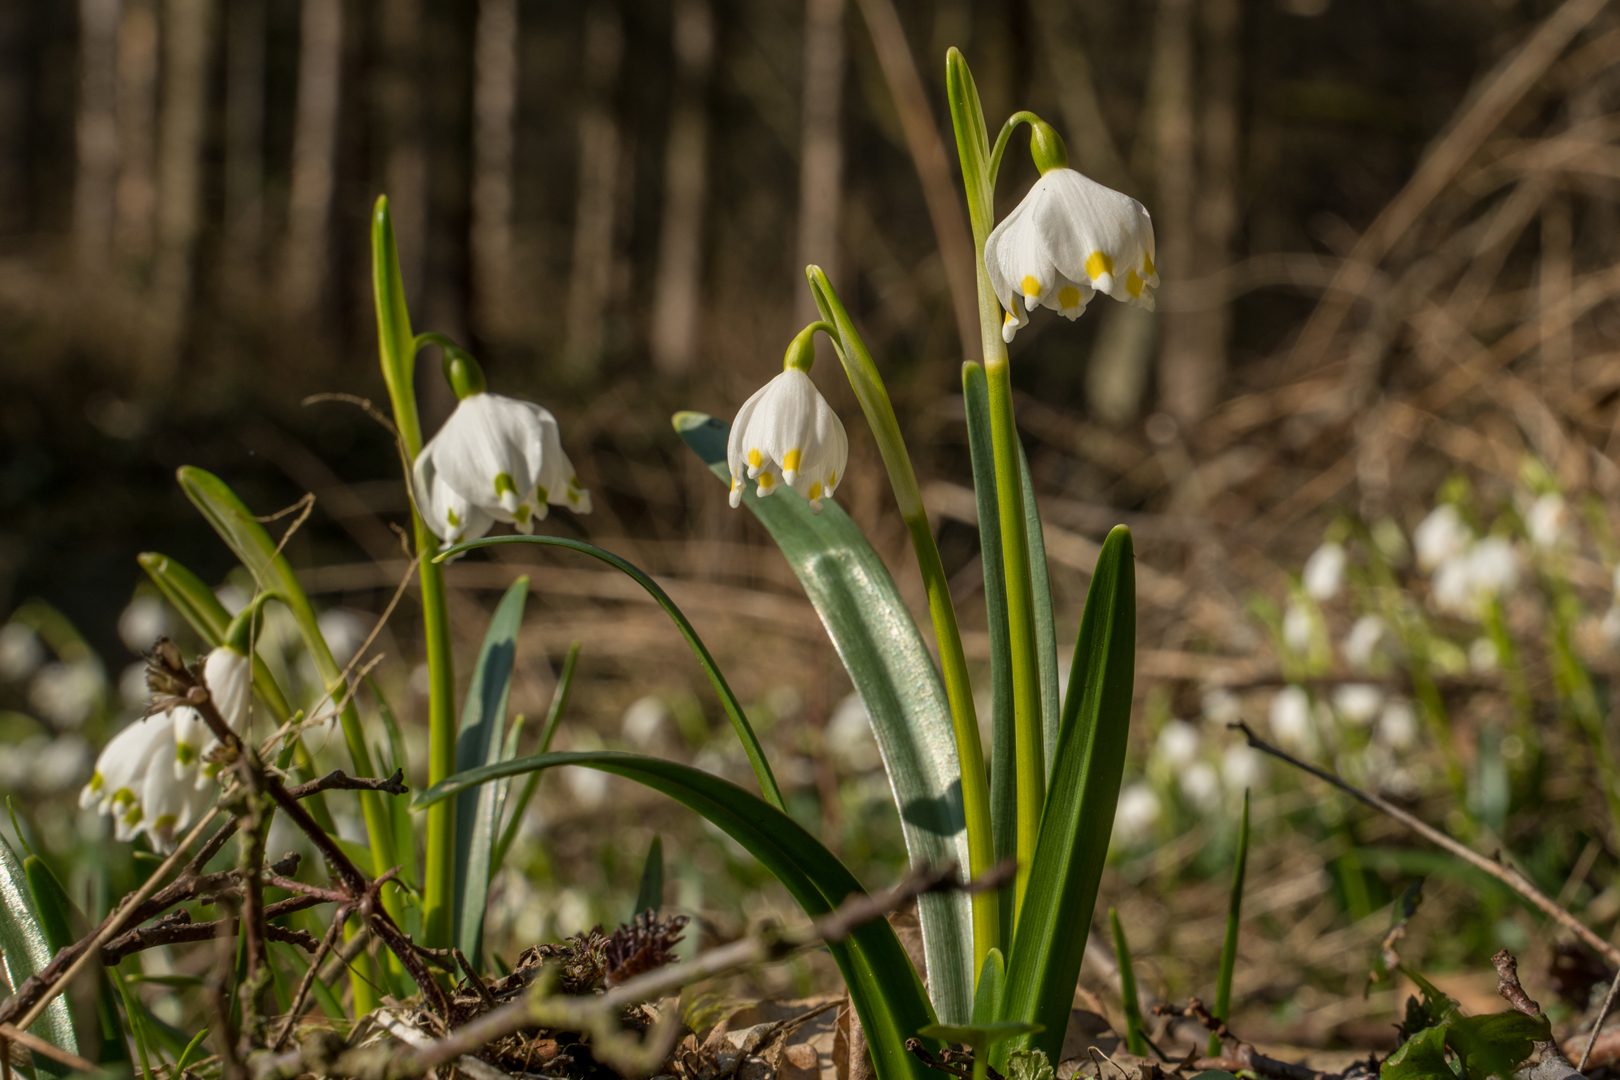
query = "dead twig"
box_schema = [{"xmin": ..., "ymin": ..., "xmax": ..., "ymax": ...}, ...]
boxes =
[{"xmin": 1578, "ymin": 971, "xmax": 1620, "ymax": 1071}]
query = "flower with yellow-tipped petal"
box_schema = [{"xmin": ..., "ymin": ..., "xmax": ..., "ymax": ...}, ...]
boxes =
[
  {"xmin": 412, "ymin": 391, "xmax": 591, "ymax": 543},
  {"xmin": 727, "ymin": 366, "xmax": 847, "ymax": 514},
  {"xmin": 985, "ymin": 164, "xmax": 1158, "ymax": 343}
]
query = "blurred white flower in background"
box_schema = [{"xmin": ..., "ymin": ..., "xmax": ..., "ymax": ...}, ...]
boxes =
[
  {"xmin": 1302, "ymin": 542, "xmax": 1347, "ymax": 601},
  {"xmin": 1432, "ymin": 536, "xmax": 1519, "ymax": 620},
  {"xmin": 29, "ymin": 662, "xmax": 103, "ymax": 727},
  {"xmin": 1343, "ymin": 614, "xmax": 1387, "ymax": 670},
  {"xmin": 33, "ymin": 735, "xmax": 90, "ymax": 793},
  {"xmin": 1222, "ymin": 743, "xmax": 1264, "ymax": 792},
  {"xmin": 1377, "ymin": 698, "xmax": 1418, "ymax": 750},
  {"xmin": 1201, "ymin": 688, "xmax": 1241, "ymax": 726},
  {"xmin": 1113, "ymin": 782, "xmax": 1161, "ymax": 846},
  {"xmin": 566, "ymin": 766, "xmax": 608, "ymax": 809},
  {"xmin": 1332, "ymin": 683, "xmax": 1383, "ymax": 726},
  {"xmin": 1603, "ymin": 605, "xmax": 1620, "ymax": 648},
  {"xmin": 0, "ymin": 623, "xmax": 44, "ymax": 681},
  {"xmin": 1415, "ymin": 504, "xmax": 1472, "ymax": 572},
  {"xmin": 216, "ymin": 586, "xmax": 249, "ymax": 616},
  {"xmin": 317, "ymin": 609, "xmax": 368, "ymax": 668},
  {"xmin": 1178, "ymin": 761, "xmax": 1221, "ymax": 811},
  {"xmin": 1469, "ymin": 637, "xmax": 1499, "ymax": 672},
  {"xmin": 1282, "ymin": 602, "xmax": 1313, "ymax": 653},
  {"xmin": 1269, "ymin": 686, "xmax": 1313, "ymax": 751},
  {"xmin": 621, "ymin": 695, "xmax": 669, "ymax": 749},
  {"xmin": 826, "ymin": 692, "xmax": 882, "ymax": 772},
  {"xmin": 120, "ymin": 662, "xmax": 152, "ymax": 710},
  {"xmin": 1526, "ymin": 492, "xmax": 1568, "ymax": 549},
  {"xmin": 1154, "ymin": 719, "xmax": 1200, "ymax": 769},
  {"xmin": 117, "ymin": 597, "xmax": 167, "ymax": 653}
]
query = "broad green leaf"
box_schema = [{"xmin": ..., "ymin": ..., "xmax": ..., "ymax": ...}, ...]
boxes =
[
  {"xmin": 436, "ymin": 535, "xmax": 783, "ymax": 812},
  {"xmin": 971, "ymin": 948, "xmax": 1005, "ymax": 1028},
  {"xmin": 1446, "ymin": 1012, "xmax": 1550, "ymax": 1080},
  {"xmin": 491, "ymin": 641, "xmax": 579, "ymax": 873},
  {"xmin": 1382, "ymin": 1025, "xmax": 1455, "ymax": 1080},
  {"xmin": 635, "ymin": 835, "xmax": 665, "ymax": 917},
  {"xmin": 417, "ymin": 751, "xmax": 935, "ymax": 1080},
  {"xmin": 1210, "ymin": 790, "xmax": 1250, "ymax": 1057},
  {"xmin": 1004, "ymin": 527, "xmax": 1136, "ymax": 1063},
  {"xmin": 170, "ymin": 472, "xmax": 398, "ymax": 883},
  {"xmin": 963, "ymin": 364, "xmax": 1016, "ymax": 954},
  {"xmin": 25, "ymin": 853, "xmax": 128, "ymax": 1066},
  {"xmin": 1401, "ymin": 968, "xmax": 1463, "ymax": 1041},
  {"xmin": 0, "ymin": 840, "xmax": 77, "ymax": 1071},
  {"xmin": 1007, "ymin": 1050, "xmax": 1056, "ymax": 1080},
  {"xmin": 1109, "ymin": 907, "xmax": 1148, "ymax": 1058},
  {"xmin": 673, "ymin": 410, "xmax": 973, "ymax": 1025},
  {"xmin": 453, "ymin": 577, "xmax": 529, "ymax": 965}
]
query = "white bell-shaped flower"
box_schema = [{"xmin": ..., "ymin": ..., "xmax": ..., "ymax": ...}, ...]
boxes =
[
  {"xmin": 1414, "ymin": 504, "xmax": 1471, "ymax": 572},
  {"xmin": 80, "ymin": 712, "xmax": 171, "ymax": 816},
  {"xmin": 984, "ymin": 168, "xmax": 1158, "ymax": 343},
  {"xmin": 172, "ymin": 646, "xmax": 253, "ymax": 778},
  {"xmin": 412, "ymin": 391, "xmax": 591, "ymax": 544},
  {"xmin": 727, "ymin": 367, "xmax": 848, "ymax": 513},
  {"xmin": 1302, "ymin": 541, "xmax": 1347, "ymax": 601},
  {"xmin": 140, "ymin": 735, "xmax": 215, "ymax": 852}
]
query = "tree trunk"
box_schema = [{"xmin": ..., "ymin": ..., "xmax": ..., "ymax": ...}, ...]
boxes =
[
  {"xmin": 563, "ymin": 1, "xmax": 624, "ymax": 378},
  {"xmin": 650, "ymin": 0, "xmax": 714, "ymax": 377},
  {"xmin": 470, "ymin": 0, "xmax": 519, "ymax": 342},
  {"xmin": 793, "ymin": 0, "xmax": 844, "ymax": 330},
  {"xmin": 375, "ymin": 0, "xmax": 425, "ymax": 308},
  {"xmin": 281, "ymin": 0, "xmax": 343, "ymax": 322},
  {"xmin": 1147, "ymin": 0, "xmax": 1200, "ymax": 427},
  {"xmin": 74, "ymin": 0, "xmax": 122, "ymax": 280},
  {"xmin": 148, "ymin": 0, "xmax": 215, "ymax": 375},
  {"xmin": 113, "ymin": 0, "xmax": 159, "ymax": 266},
  {"xmin": 223, "ymin": 0, "xmax": 266, "ymax": 310}
]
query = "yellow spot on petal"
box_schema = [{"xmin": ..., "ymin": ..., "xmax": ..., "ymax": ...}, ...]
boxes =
[
  {"xmin": 89, "ymin": 773, "xmax": 103, "ymax": 792},
  {"xmin": 1085, "ymin": 251, "xmax": 1114, "ymax": 280},
  {"xmin": 730, "ymin": 476, "xmax": 739, "ymax": 491},
  {"xmin": 758, "ymin": 473, "xmax": 774, "ymax": 489},
  {"xmin": 828, "ymin": 471, "xmax": 837, "ymax": 488},
  {"xmin": 1003, "ymin": 311, "xmax": 1017, "ymax": 328},
  {"xmin": 514, "ymin": 505, "xmax": 531, "ymax": 524},
  {"xmin": 808, "ymin": 482, "xmax": 822, "ymax": 501},
  {"xmin": 1021, "ymin": 275, "xmax": 1042, "ymax": 297},
  {"xmin": 1058, "ymin": 286, "xmax": 1081, "ymax": 309},
  {"xmin": 536, "ymin": 484, "xmax": 550, "ymax": 502},
  {"xmin": 1143, "ymin": 251, "xmax": 1155, "ymax": 277},
  {"xmin": 1126, "ymin": 270, "xmax": 1143, "ymax": 298},
  {"xmin": 783, "ymin": 449, "xmax": 801, "ymax": 474},
  {"xmin": 747, "ymin": 448, "xmax": 762, "ymax": 469},
  {"xmin": 446, "ymin": 507, "xmax": 461, "ymax": 527},
  {"xmin": 493, "ymin": 473, "xmax": 517, "ymax": 498},
  {"xmin": 122, "ymin": 806, "xmax": 142, "ymax": 827}
]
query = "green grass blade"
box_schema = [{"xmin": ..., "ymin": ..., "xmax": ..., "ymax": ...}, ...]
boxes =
[
  {"xmin": 673, "ymin": 410, "xmax": 974, "ymax": 1025},
  {"xmin": 635, "ymin": 835, "xmax": 665, "ymax": 917},
  {"xmin": 172, "ymin": 1026, "xmax": 210, "ymax": 1075},
  {"xmin": 1109, "ymin": 908, "xmax": 1148, "ymax": 1057},
  {"xmin": 491, "ymin": 641, "xmax": 579, "ymax": 873},
  {"xmin": 963, "ymin": 363, "xmax": 1016, "ymax": 953},
  {"xmin": 25, "ymin": 854, "xmax": 126, "ymax": 1066},
  {"xmin": 452, "ymin": 577, "xmax": 529, "ymax": 964},
  {"xmin": 1017, "ymin": 444, "xmax": 1060, "ymax": 779},
  {"xmin": 112, "ymin": 963, "xmax": 154, "ymax": 1080},
  {"xmin": 0, "ymin": 837, "xmax": 77, "ymax": 1071},
  {"xmin": 1210, "ymin": 791, "xmax": 1250, "ymax": 1058},
  {"xmin": 417, "ymin": 750, "xmax": 935, "ymax": 1080},
  {"xmin": 436, "ymin": 537, "xmax": 783, "ymax": 810},
  {"xmin": 369, "ymin": 674, "xmax": 419, "ymax": 890},
  {"xmin": 1003, "ymin": 527, "xmax": 1136, "ymax": 1062}
]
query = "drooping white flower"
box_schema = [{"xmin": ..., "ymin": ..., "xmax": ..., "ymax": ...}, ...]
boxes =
[
  {"xmin": 1376, "ymin": 698, "xmax": 1418, "ymax": 751},
  {"xmin": 1603, "ymin": 605, "xmax": 1620, "ymax": 648},
  {"xmin": 621, "ymin": 695, "xmax": 670, "ymax": 749},
  {"xmin": 1113, "ymin": 783, "xmax": 1161, "ymax": 847},
  {"xmin": 985, "ymin": 168, "xmax": 1158, "ymax": 342},
  {"xmin": 1302, "ymin": 542, "xmax": 1347, "ymax": 601},
  {"xmin": 29, "ymin": 661, "xmax": 103, "ymax": 727},
  {"xmin": 1154, "ymin": 719, "xmax": 1200, "ymax": 769},
  {"xmin": 1221, "ymin": 743, "xmax": 1263, "ymax": 791},
  {"xmin": 1468, "ymin": 637, "xmax": 1499, "ymax": 672},
  {"xmin": 1414, "ymin": 504, "xmax": 1471, "ymax": 572},
  {"xmin": 1201, "ymin": 688, "xmax": 1241, "ymax": 726},
  {"xmin": 1178, "ymin": 762, "xmax": 1221, "ymax": 811},
  {"xmin": 727, "ymin": 367, "xmax": 848, "ymax": 513},
  {"xmin": 118, "ymin": 597, "xmax": 168, "ymax": 653},
  {"xmin": 1343, "ymin": 614, "xmax": 1387, "ymax": 670},
  {"xmin": 172, "ymin": 647, "xmax": 253, "ymax": 777},
  {"xmin": 1281, "ymin": 601, "xmax": 1313, "ymax": 654},
  {"xmin": 1269, "ymin": 686, "xmax": 1313, "ymax": 751},
  {"xmin": 0, "ymin": 623, "xmax": 43, "ymax": 681},
  {"xmin": 1332, "ymin": 683, "xmax": 1383, "ymax": 727},
  {"xmin": 140, "ymin": 734, "xmax": 215, "ymax": 851},
  {"xmin": 80, "ymin": 713, "xmax": 173, "ymax": 819},
  {"xmin": 412, "ymin": 392, "xmax": 592, "ymax": 544},
  {"xmin": 1526, "ymin": 492, "xmax": 1568, "ymax": 549},
  {"xmin": 1469, "ymin": 537, "xmax": 1519, "ymax": 597}
]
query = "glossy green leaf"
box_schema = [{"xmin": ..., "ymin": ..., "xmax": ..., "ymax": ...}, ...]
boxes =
[
  {"xmin": 673, "ymin": 410, "xmax": 973, "ymax": 1025},
  {"xmin": 1004, "ymin": 527, "xmax": 1135, "ymax": 1062},
  {"xmin": 437, "ymin": 535, "xmax": 783, "ymax": 812},
  {"xmin": 635, "ymin": 835, "xmax": 665, "ymax": 917},
  {"xmin": 417, "ymin": 751, "xmax": 934, "ymax": 1080},
  {"xmin": 1382, "ymin": 1025, "xmax": 1453, "ymax": 1080},
  {"xmin": 1210, "ymin": 791, "xmax": 1250, "ymax": 1057},
  {"xmin": 491, "ymin": 641, "xmax": 579, "ymax": 874},
  {"xmin": 1447, "ymin": 1012, "xmax": 1550, "ymax": 1080},
  {"xmin": 0, "ymin": 839, "xmax": 78, "ymax": 1070},
  {"xmin": 25, "ymin": 853, "xmax": 128, "ymax": 1066},
  {"xmin": 453, "ymin": 576, "xmax": 528, "ymax": 964}
]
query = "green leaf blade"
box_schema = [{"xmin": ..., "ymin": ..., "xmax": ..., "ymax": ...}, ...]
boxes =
[{"xmin": 0, "ymin": 839, "xmax": 78, "ymax": 1071}]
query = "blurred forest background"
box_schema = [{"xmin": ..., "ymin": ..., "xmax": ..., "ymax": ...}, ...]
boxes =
[{"xmin": 7, "ymin": 0, "xmax": 1620, "ymax": 1055}]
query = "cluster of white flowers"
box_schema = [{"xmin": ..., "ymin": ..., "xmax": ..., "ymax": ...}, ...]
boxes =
[{"xmin": 78, "ymin": 646, "xmax": 251, "ymax": 852}]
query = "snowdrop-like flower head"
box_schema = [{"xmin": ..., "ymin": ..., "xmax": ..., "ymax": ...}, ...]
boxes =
[
  {"xmin": 412, "ymin": 377, "xmax": 591, "ymax": 545},
  {"xmin": 1343, "ymin": 614, "xmax": 1387, "ymax": 670},
  {"xmin": 727, "ymin": 326, "xmax": 849, "ymax": 513},
  {"xmin": 1113, "ymin": 782, "xmax": 1161, "ymax": 847},
  {"xmin": 1154, "ymin": 719, "xmax": 1200, "ymax": 769},
  {"xmin": 1414, "ymin": 504, "xmax": 1471, "ymax": 572},
  {"xmin": 1302, "ymin": 541, "xmax": 1347, "ymax": 601},
  {"xmin": 1526, "ymin": 492, "xmax": 1568, "ymax": 549},
  {"xmin": 984, "ymin": 124, "xmax": 1157, "ymax": 343},
  {"xmin": 1281, "ymin": 601, "xmax": 1313, "ymax": 654},
  {"xmin": 1269, "ymin": 685, "xmax": 1314, "ymax": 752},
  {"xmin": 80, "ymin": 713, "xmax": 171, "ymax": 817},
  {"xmin": 1332, "ymin": 683, "xmax": 1383, "ymax": 727}
]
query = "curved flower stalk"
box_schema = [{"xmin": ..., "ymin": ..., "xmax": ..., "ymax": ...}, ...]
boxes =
[
  {"xmin": 413, "ymin": 356, "xmax": 592, "ymax": 543},
  {"xmin": 726, "ymin": 325, "xmax": 848, "ymax": 512}
]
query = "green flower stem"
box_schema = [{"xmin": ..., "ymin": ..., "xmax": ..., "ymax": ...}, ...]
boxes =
[
  {"xmin": 372, "ymin": 196, "xmax": 458, "ymax": 951},
  {"xmin": 805, "ymin": 268, "xmax": 997, "ymax": 974},
  {"xmin": 947, "ymin": 48, "xmax": 1045, "ymax": 918}
]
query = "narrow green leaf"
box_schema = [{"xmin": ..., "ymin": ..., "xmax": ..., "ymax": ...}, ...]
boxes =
[
  {"xmin": 0, "ymin": 838, "xmax": 77, "ymax": 1071},
  {"xmin": 453, "ymin": 577, "xmax": 529, "ymax": 965},
  {"xmin": 1110, "ymin": 908, "xmax": 1148, "ymax": 1058},
  {"xmin": 26, "ymin": 854, "xmax": 128, "ymax": 1066},
  {"xmin": 491, "ymin": 642, "xmax": 579, "ymax": 874},
  {"xmin": 369, "ymin": 674, "xmax": 419, "ymax": 891},
  {"xmin": 112, "ymin": 963, "xmax": 155, "ymax": 1080},
  {"xmin": 1004, "ymin": 528, "xmax": 1136, "ymax": 1063},
  {"xmin": 971, "ymin": 948, "xmax": 1005, "ymax": 1028},
  {"xmin": 1210, "ymin": 791, "xmax": 1250, "ymax": 1058},
  {"xmin": 1017, "ymin": 444, "xmax": 1060, "ymax": 779},
  {"xmin": 963, "ymin": 364, "xmax": 1016, "ymax": 954},
  {"xmin": 435, "ymin": 535, "xmax": 783, "ymax": 811},
  {"xmin": 172, "ymin": 1026, "xmax": 211, "ymax": 1076},
  {"xmin": 418, "ymin": 751, "xmax": 935, "ymax": 1080},
  {"xmin": 634, "ymin": 836, "xmax": 665, "ymax": 917},
  {"xmin": 673, "ymin": 410, "xmax": 974, "ymax": 1026},
  {"xmin": 918, "ymin": 1021, "xmax": 1041, "ymax": 1048}
]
